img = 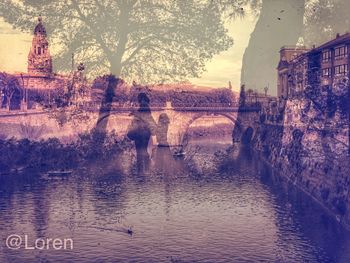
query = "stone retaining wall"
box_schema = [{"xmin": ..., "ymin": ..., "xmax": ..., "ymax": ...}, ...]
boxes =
[{"xmin": 253, "ymin": 98, "xmax": 350, "ymax": 228}]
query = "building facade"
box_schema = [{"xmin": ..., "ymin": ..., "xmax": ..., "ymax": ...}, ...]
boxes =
[
  {"xmin": 279, "ymin": 33, "xmax": 350, "ymax": 158},
  {"xmin": 277, "ymin": 33, "xmax": 350, "ymax": 99},
  {"xmin": 277, "ymin": 46, "xmax": 309, "ymax": 99},
  {"xmin": 27, "ymin": 16, "xmax": 53, "ymax": 75},
  {"xmin": 15, "ymin": 17, "xmax": 69, "ymax": 110},
  {"xmin": 0, "ymin": 17, "xmax": 87, "ymax": 110}
]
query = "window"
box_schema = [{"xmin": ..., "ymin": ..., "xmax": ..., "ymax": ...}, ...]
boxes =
[
  {"xmin": 335, "ymin": 45, "xmax": 348, "ymax": 59},
  {"xmin": 334, "ymin": 64, "xmax": 348, "ymax": 75},
  {"xmin": 37, "ymin": 47, "xmax": 41, "ymax": 55},
  {"xmin": 322, "ymin": 50, "xmax": 331, "ymax": 62},
  {"xmin": 322, "ymin": 68, "xmax": 331, "ymax": 77}
]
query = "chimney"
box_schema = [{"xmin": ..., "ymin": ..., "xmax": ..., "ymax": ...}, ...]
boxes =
[{"xmin": 336, "ymin": 33, "xmax": 340, "ymax": 38}]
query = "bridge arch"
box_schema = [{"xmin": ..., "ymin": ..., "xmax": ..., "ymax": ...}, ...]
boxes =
[
  {"xmin": 179, "ymin": 111, "xmax": 244, "ymax": 146},
  {"xmin": 96, "ymin": 112, "xmax": 111, "ymax": 127}
]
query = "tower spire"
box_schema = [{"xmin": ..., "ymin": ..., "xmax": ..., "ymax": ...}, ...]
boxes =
[{"xmin": 27, "ymin": 16, "xmax": 52, "ymax": 75}]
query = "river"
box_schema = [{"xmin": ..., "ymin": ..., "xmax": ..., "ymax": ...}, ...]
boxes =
[{"xmin": 0, "ymin": 137, "xmax": 349, "ymax": 262}]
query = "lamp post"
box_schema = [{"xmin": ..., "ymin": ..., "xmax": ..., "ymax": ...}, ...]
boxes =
[
  {"xmin": 247, "ymin": 88, "xmax": 253, "ymax": 105},
  {"xmin": 20, "ymin": 73, "xmax": 28, "ymax": 111},
  {"xmin": 264, "ymin": 86, "xmax": 268, "ymax": 97},
  {"xmin": 0, "ymin": 90, "xmax": 3, "ymax": 110},
  {"xmin": 0, "ymin": 78, "xmax": 4, "ymax": 109}
]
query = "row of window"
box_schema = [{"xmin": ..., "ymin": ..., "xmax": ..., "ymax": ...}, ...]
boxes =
[
  {"xmin": 36, "ymin": 45, "xmax": 48, "ymax": 55},
  {"xmin": 335, "ymin": 64, "xmax": 348, "ymax": 75},
  {"xmin": 335, "ymin": 46, "xmax": 347, "ymax": 58},
  {"xmin": 322, "ymin": 45, "xmax": 348, "ymax": 62},
  {"xmin": 322, "ymin": 64, "xmax": 348, "ymax": 77}
]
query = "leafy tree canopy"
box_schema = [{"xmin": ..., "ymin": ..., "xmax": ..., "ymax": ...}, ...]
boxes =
[
  {"xmin": 304, "ymin": 0, "xmax": 350, "ymax": 46},
  {"xmin": 0, "ymin": 0, "xmax": 234, "ymax": 84},
  {"xmin": 215, "ymin": 0, "xmax": 261, "ymax": 19}
]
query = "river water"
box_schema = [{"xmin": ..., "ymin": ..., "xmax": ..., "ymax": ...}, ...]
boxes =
[{"xmin": 0, "ymin": 137, "xmax": 350, "ymax": 263}]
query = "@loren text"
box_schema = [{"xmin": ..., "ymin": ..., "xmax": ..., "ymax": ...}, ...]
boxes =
[{"xmin": 5, "ymin": 234, "xmax": 73, "ymax": 250}]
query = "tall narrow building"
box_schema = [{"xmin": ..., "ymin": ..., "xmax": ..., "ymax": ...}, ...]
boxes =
[
  {"xmin": 5, "ymin": 16, "xmax": 88, "ymax": 110},
  {"xmin": 27, "ymin": 16, "xmax": 52, "ymax": 75}
]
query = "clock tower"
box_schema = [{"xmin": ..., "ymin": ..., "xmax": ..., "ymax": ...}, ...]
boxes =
[{"xmin": 27, "ymin": 16, "xmax": 52, "ymax": 75}]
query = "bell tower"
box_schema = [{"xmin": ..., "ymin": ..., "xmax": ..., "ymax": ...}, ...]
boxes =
[{"xmin": 27, "ymin": 16, "xmax": 52, "ymax": 75}]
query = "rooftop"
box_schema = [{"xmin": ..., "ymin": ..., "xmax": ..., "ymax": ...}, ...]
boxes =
[
  {"xmin": 280, "ymin": 45, "xmax": 308, "ymax": 51},
  {"xmin": 315, "ymin": 32, "xmax": 350, "ymax": 51},
  {"xmin": 34, "ymin": 16, "xmax": 47, "ymax": 36}
]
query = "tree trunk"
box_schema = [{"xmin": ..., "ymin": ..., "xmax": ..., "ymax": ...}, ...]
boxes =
[
  {"xmin": 241, "ymin": 0, "xmax": 306, "ymax": 95},
  {"xmin": 110, "ymin": 60, "xmax": 122, "ymax": 77},
  {"xmin": 6, "ymin": 96, "xmax": 11, "ymax": 111},
  {"xmin": 109, "ymin": 1, "xmax": 134, "ymax": 78}
]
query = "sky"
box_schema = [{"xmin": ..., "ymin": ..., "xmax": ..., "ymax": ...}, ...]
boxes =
[
  {"xmin": 0, "ymin": 15, "xmax": 258, "ymax": 92},
  {"xmin": 190, "ymin": 16, "xmax": 258, "ymax": 90}
]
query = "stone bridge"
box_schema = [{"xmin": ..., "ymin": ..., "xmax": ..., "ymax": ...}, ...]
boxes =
[
  {"xmin": 84, "ymin": 104, "xmax": 260, "ymax": 147},
  {"xmin": 0, "ymin": 105, "xmax": 261, "ymax": 147}
]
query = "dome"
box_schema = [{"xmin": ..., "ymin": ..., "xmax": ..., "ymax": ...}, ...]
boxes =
[{"xmin": 34, "ymin": 16, "xmax": 47, "ymax": 36}]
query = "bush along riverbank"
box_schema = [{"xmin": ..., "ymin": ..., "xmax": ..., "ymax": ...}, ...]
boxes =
[{"xmin": 0, "ymin": 129, "xmax": 133, "ymax": 174}]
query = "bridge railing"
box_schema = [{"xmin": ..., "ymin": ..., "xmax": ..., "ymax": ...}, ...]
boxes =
[{"xmin": 0, "ymin": 100, "xmax": 261, "ymax": 116}]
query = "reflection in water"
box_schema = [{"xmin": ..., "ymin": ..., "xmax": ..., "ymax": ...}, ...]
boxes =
[
  {"xmin": 157, "ymin": 113, "xmax": 170, "ymax": 147},
  {"xmin": 0, "ymin": 139, "xmax": 350, "ymax": 262},
  {"xmin": 127, "ymin": 93, "xmax": 157, "ymax": 174}
]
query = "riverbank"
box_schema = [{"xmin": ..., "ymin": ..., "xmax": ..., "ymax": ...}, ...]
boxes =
[
  {"xmin": 0, "ymin": 129, "xmax": 133, "ymax": 174},
  {"xmin": 252, "ymin": 123, "xmax": 350, "ymax": 230}
]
